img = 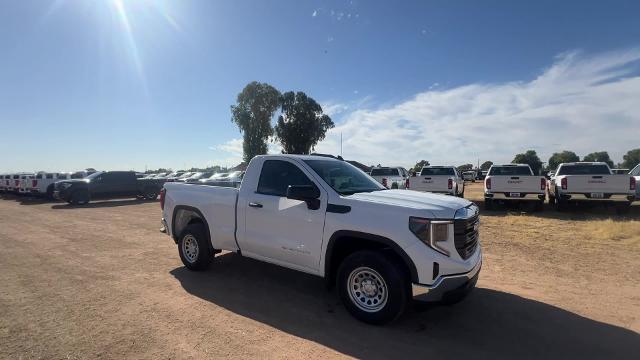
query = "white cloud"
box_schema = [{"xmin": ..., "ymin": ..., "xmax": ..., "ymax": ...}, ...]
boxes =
[
  {"xmin": 312, "ymin": 10, "xmax": 317, "ymax": 17},
  {"xmin": 211, "ymin": 137, "xmax": 283, "ymax": 166},
  {"xmin": 313, "ymin": 48, "xmax": 640, "ymax": 167}
]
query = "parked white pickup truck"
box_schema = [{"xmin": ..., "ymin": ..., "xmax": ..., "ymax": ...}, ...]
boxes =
[
  {"xmin": 548, "ymin": 162, "xmax": 635, "ymax": 211},
  {"xmin": 630, "ymin": 164, "xmax": 640, "ymax": 201},
  {"xmin": 409, "ymin": 166, "xmax": 465, "ymax": 197},
  {"xmin": 484, "ymin": 164, "xmax": 546, "ymax": 210},
  {"xmin": 161, "ymin": 154, "xmax": 481, "ymax": 324},
  {"xmin": 370, "ymin": 167, "xmax": 409, "ymax": 189},
  {"xmin": 30, "ymin": 172, "xmax": 72, "ymax": 198}
]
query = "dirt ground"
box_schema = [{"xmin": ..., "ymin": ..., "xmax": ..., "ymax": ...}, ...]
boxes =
[{"xmin": 1, "ymin": 183, "xmax": 639, "ymax": 359}]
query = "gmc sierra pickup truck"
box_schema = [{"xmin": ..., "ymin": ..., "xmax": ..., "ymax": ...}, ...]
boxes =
[
  {"xmin": 370, "ymin": 167, "xmax": 409, "ymax": 189},
  {"xmin": 161, "ymin": 154, "xmax": 481, "ymax": 324},
  {"xmin": 548, "ymin": 162, "xmax": 635, "ymax": 211},
  {"xmin": 630, "ymin": 164, "xmax": 640, "ymax": 201},
  {"xmin": 54, "ymin": 171, "xmax": 165, "ymax": 205},
  {"xmin": 409, "ymin": 166, "xmax": 465, "ymax": 197},
  {"xmin": 484, "ymin": 164, "xmax": 546, "ymax": 210}
]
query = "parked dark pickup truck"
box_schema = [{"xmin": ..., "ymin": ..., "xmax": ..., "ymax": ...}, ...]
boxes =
[{"xmin": 54, "ymin": 171, "xmax": 165, "ymax": 205}]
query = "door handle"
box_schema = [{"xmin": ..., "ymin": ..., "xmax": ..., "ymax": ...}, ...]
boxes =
[{"xmin": 248, "ymin": 202, "xmax": 263, "ymax": 208}]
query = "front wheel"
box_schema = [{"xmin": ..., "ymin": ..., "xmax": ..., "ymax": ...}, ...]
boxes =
[
  {"xmin": 69, "ymin": 190, "xmax": 90, "ymax": 205},
  {"xmin": 484, "ymin": 197, "xmax": 493, "ymax": 210},
  {"xmin": 143, "ymin": 187, "xmax": 159, "ymax": 200},
  {"xmin": 337, "ymin": 250, "xmax": 409, "ymax": 325}
]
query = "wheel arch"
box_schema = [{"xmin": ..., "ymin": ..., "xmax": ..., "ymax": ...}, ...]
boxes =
[
  {"xmin": 171, "ymin": 205, "xmax": 214, "ymax": 252},
  {"xmin": 324, "ymin": 230, "xmax": 419, "ymax": 288}
]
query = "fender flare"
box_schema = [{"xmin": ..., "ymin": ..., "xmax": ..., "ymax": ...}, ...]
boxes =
[
  {"xmin": 324, "ymin": 230, "xmax": 419, "ymax": 284},
  {"xmin": 171, "ymin": 205, "xmax": 213, "ymax": 251}
]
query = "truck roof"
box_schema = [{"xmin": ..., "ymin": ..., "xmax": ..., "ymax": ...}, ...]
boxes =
[
  {"xmin": 257, "ymin": 154, "xmax": 345, "ymax": 161},
  {"xmin": 560, "ymin": 162, "xmax": 609, "ymax": 166},
  {"xmin": 491, "ymin": 164, "xmax": 531, "ymax": 167}
]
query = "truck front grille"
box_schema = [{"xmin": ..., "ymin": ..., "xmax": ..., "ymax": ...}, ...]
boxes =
[{"xmin": 454, "ymin": 211, "xmax": 479, "ymax": 260}]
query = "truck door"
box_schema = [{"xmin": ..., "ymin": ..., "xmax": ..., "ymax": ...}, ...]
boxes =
[{"xmin": 242, "ymin": 159, "xmax": 327, "ymax": 272}]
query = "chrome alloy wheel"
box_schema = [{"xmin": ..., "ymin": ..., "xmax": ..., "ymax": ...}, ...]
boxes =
[
  {"xmin": 181, "ymin": 234, "xmax": 199, "ymax": 263},
  {"xmin": 347, "ymin": 267, "xmax": 388, "ymax": 312}
]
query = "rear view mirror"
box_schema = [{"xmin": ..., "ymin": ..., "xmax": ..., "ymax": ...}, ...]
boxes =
[{"xmin": 287, "ymin": 185, "xmax": 321, "ymax": 210}]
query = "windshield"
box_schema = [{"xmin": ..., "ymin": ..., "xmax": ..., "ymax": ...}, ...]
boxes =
[
  {"xmin": 370, "ymin": 168, "xmax": 399, "ymax": 176},
  {"xmin": 488, "ymin": 166, "xmax": 533, "ymax": 176},
  {"xmin": 420, "ymin": 167, "xmax": 454, "ymax": 176},
  {"xmin": 304, "ymin": 160, "xmax": 385, "ymax": 195},
  {"xmin": 557, "ymin": 164, "xmax": 611, "ymax": 175},
  {"xmin": 86, "ymin": 171, "xmax": 104, "ymax": 180}
]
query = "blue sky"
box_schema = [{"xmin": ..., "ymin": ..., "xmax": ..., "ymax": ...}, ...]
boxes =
[{"xmin": 1, "ymin": 0, "xmax": 639, "ymax": 172}]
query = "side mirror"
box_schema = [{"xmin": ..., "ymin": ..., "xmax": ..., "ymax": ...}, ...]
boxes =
[{"xmin": 287, "ymin": 185, "xmax": 321, "ymax": 210}]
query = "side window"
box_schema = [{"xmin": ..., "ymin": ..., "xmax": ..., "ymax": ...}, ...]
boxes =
[
  {"xmin": 37, "ymin": 174, "xmax": 44, "ymax": 179},
  {"xmin": 257, "ymin": 160, "xmax": 313, "ymax": 197},
  {"xmin": 46, "ymin": 174, "xmax": 53, "ymax": 179}
]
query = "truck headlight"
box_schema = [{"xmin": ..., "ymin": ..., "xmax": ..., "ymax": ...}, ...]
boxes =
[{"xmin": 409, "ymin": 217, "xmax": 451, "ymax": 256}]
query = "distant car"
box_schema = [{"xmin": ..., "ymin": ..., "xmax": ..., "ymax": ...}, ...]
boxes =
[
  {"xmin": 167, "ymin": 172, "xmax": 192, "ymax": 182},
  {"xmin": 200, "ymin": 171, "xmax": 244, "ymax": 187},
  {"xmin": 462, "ymin": 171, "xmax": 476, "ymax": 182},
  {"xmin": 630, "ymin": 164, "xmax": 640, "ymax": 201},
  {"xmin": 369, "ymin": 167, "xmax": 409, "ymax": 189},
  {"xmin": 548, "ymin": 162, "xmax": 635, "ymax": 211},
  {"xmin": 17, "ymin": 174, "xmax": 36, "ymax": 195},
  {"xmin": 30, "ymin": 172, "xmax": 72, "ymax": 199},
  {"xmin": 409, "ymin": 166, "xmax": 465, "ymax": 197},
  {"xmin": 54, "ymin": 171, "xmax": 166, "ymax": 205},
  {"xmin": 0, "ymin": 174, "xmax": 9, "ymax": 192},
  {"xmin": 183, "ymin": 172, "xmax": 215, "ymax": 183}
]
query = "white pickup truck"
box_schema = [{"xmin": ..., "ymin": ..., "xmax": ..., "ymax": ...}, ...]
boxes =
[
  {"xmin": 484, "ymin": 164, "xmax": 546, "ymax": 210},
  {"xmin": 161, "ymin": 154, "xmax": 482, "ymax": 324},
  {"xmin": 548, "ymin": 162, "xmax": 636, "ymax": 211},
  {"xmin": 409, "ymin": 166, "xmax": 465, "ymax": 197},
  {"xmin": 369, "ymin": 167, "xmax": 409, "ymax": 189},
  {"xmin": 631, "ymin": 164, "xmax": 640, "ymax": 201}
]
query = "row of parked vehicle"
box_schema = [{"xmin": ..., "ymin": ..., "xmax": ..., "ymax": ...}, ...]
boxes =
[
  {"xmin": 0, "ymin": 169, "xmax": 245, "ymax": 205},
  {"xmin": 368, "ymin": 162, "xmax": 640, "ymax": 211}
]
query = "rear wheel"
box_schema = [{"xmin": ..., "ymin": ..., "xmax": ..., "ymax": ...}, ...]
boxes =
[
  {"xmin": 535, "ymin": 200, "xmax": 545, "ymax": 212},
  {"xmin": 46, "ymin": 184, "xmax": 55, "ymax": 200},
  {"xmin": 178, "ymin": 223, "xmax": 213, "ymax": 271},
  {"xmin": 337, "ymin": 250, "xmax": 409, "ymax": 325}
]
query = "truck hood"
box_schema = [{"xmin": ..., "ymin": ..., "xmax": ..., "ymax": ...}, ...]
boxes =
[{"xmin": 346, "ymin": 189, "xmax": 471, "ymax": 214}]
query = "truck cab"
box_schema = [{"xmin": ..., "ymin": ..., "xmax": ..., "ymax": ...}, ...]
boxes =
[{"xmin": 369, "ymin": 167, "xmax": 409, "ymax": 189}]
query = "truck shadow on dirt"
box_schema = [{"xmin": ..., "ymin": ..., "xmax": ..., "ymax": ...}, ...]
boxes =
[
  {"xmin": 50, "ymin": 199, "xmax": 158, "ymax": 209},
  {"xmin": 171, "ymin": 253, "xmax": 639, "ymax": 359}
]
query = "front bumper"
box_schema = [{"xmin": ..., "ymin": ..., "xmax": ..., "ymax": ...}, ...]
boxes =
[{"xmin": 412, "ymin": 257, "xmax": 482, "ymax": 302}]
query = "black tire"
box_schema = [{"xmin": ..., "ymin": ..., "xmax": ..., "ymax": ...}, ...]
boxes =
[
  {"xmin": 459, "ymin": 189, "xmax": 465, "ymax": 198},
  {"xmin": 484, "ymin": 197, "xmax": 493, "ymax": 210},
  {"xmin": 337, "ymin": 250, "xmax": 409, "ymax": 325},
  {"xmin": 391, "ymin": 183, "xmax": 399, "ymax": 189},
  {"xmin": 535, "ymin": 200, "xmax": 545, "ymax": 212},
  {"xmin": 69, "ymin": 190, "xmax": 90, "ymax": 205},
  {"xmin": 46, "ymin": 185, "xmax": 55, "ymax": 200},
  {"xmin": 178, "ymin": 223, "xmax": 213, "ymax": 271},
  {"xmin": 553, "ymin": 188, "xmax": 567, "ymax": 211},
  {"xmin": 143, "ymin": 187, "xmax": 159, "ymax": 200}
]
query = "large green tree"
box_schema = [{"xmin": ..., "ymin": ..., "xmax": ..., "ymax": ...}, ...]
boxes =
[
  {"xmin": 512, "ymin": 150, "xmax": 543, "ymax": 175},
  {"xmin": 480, "ymin": 161, "xmax": 493, "ymax": 171},
  {"xmin": 583, "ymin": 151, "xmax": 614, "ymax": 167},
  {"xmin": 622, "ymin": 148, "xmax": 640, "ymax": 169},
  {"xmin": 458, "ymin": 164, "xmax": 474, "ymax": 171},
  {"xmin": 231, "ymin": 82, "xmax": 281, "ymax": 163},
  {"xmin": 274, "ymin": 91, "xmax": 334, "ymax": 154},
  {"xmin": 548, "ymin": 150, "xmax": 579, "ymax": 170},
  {"xmin": 411, "ymin": 160, "xmax": 430, "ymax": 173}
]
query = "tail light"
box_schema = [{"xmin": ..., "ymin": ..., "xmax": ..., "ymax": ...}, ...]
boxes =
[
  {"xmin": 382, "ymin": 178, "xmax": 388, "ymax": 188},
  {"xmin": 631, "ymin": 177, "xmax": 637, "ymax": 191},
  {"xmin": 486, "ymin": 177, "xmax": 491, "ymax": 190},
  {"xmin": 32, "ymin": 179, "xmax": 38, "ymax": 187},
  {"xmin": 160, "ymin": 188, "xmax": 166, "ymax": 210},
  {"xmin": 540, "ymin": 178, "xmax": 546, "ymax": 191},
  {"xmin": 15, "ymin": 180, "xmax": 19, "ymax": 187},
  {"xmin": 561, "ymin": 177, "xmax": 567, "ymax": 190},
  {"xmin": 405, "ymin": 178, "xmax": 410, "ymax": 189},
  {"xmin": 447, "ymin": 178, "xmax": 453, "ymax": 189}
]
